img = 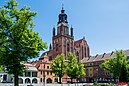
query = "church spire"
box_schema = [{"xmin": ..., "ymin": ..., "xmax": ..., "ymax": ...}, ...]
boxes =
[
  {"xmin": 49, "ymin": 44, "xmax": 52, "ymax": 50},
  {"xmin": 53, "ymin": 26, "xmax": 55, "ymax": 36},
  {"xmin": 71, "ymin": 26, "xmax": 73, "ymax": 37},
  {"xmin": 58, "ymin": 5, "xmax": 68, "ymax": 24},
  {"xmin": 61, "ymin": 4, "xmax": 64, "ymax": 13}
]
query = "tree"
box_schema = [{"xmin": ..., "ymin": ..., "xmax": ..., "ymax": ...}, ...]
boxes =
[
  {"xmin": 76, "ymin": 63, "xmax": 86, "ymax": 78},
  {"xmin": 67, "ymin": 53, "xmax": 85, "ymax": 83},
  {"xmin": 0, "ymin": 0, "xmax": 47, "ymax": 86},
  {"xmin": 100, "ymin": 50, "xmax": 129, "ymax": 82},
  {"xmin": 50, "ymin": 54, "xmax": 66, "ymax": 84}
]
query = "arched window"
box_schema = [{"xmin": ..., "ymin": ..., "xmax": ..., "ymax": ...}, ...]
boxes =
[
  {"xmin": 54, "ymin": 78, "xmax": 58, "ymax": 82},
  {"xmin": 85, "ymin": 47, "xmax": 86, "ymax": 57},
  {"xmin": 32, "ymin": 78, "xmax": 37, "ymax": 83},
  {"xmin": 82, "ymin": 46, "xmax": 83, "ymax": 59},
  {"xmin": 46, "ymin": 78, "xmax": 52, "ymax": 83},
  {"xmin": 25, "ymin": 78, "xmax": 31, "ymax": 83},
  {"xmin": 18, "ymin": 78, "xmax": 23, "ymax": 84},
  {"xmin": 76, "ymin": 51, "xmax": 79, "ymax": 62},
  {"xmin": 76, "ymin": 51, "xmax": 79, "ymax": 56}
]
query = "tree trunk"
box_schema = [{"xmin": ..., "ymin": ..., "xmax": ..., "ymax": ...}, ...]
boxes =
[
  {"xmin": 59, "ymin": 76, "xmax": 61, "ymax": 84},
  {"xmin": 71, "ymin": 78, "xmax": 73, "ymax": 84},
  {"xmin": 119, "ymin": 64, "xmax": 127, "ymax": 82},
  {"xmin": 14, "ymin": 72, "xmax": 19, "ymax": 86}
]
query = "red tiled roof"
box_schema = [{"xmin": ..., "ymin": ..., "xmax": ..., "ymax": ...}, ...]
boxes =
[{"xmin": 28, "ymin": 60, "xmax": 41, "ymax": 68}]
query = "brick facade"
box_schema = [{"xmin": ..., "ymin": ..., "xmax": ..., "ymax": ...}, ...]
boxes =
[
  {"xmin": 30, "ymin": 8, "xmax": 89, "ymax": 83},
  {"xmin": 29, "ymin": 8, "xmax": 129, "ymax": 83}
]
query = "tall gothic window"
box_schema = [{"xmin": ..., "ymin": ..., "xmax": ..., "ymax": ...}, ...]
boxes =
[
  {"xmin": 76, "ymin": 51, "xmax": 79, "ymax": 56},
  {"xmin": 82, "ymin": 46, "xmax": 83, "ymax": 59},
  {"xmin": 76, "ymin": 51, "xmax": 79, "ymax": 62},
  {"xmin": 67, "ymin": 44, "xmax": 69, "ymax": 52},
  {"xmin": 85, "ymin": 47, "xmax": 86, "ymax": 57},
  {"xmin": 56, "ymin": 44, "xmax": 58, "ymax": 51}
]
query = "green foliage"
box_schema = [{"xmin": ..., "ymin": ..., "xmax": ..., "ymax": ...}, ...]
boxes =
[
  {"xmin": 0, "ymin": 65, "xmax": 4, "ymax": 72},
  {"xmin": 77, "ymin": 62, "xmax": 86, "ymax": 78},
  {"xmin": 100, "ymin": 50, "xmax": 129, "ymax": 82},
  {"xmin": 67, "ymin": 53, "xmax": 85, "ymax": 82},
  {"xmin": 0, "ymin": 0, "xmax": 47, "ymax": 86},
  {"xmin": 50, "ymin": 54, "xmax": 66, "ymax": 84},
  {"xmin": 50, "ymin": 53, "xmax": 85, "ymax": 83},
  {"xmin": 91, "ymin": 83, "xmax": 115, "ymax": 86},
  {"xmin": 67, "ymin": 53, "xmax": 78, "ymax": 79}
]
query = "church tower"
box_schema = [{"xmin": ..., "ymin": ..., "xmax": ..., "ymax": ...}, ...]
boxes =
[{"xmin": 52, "ymin": 7, "xmax": 74, "ymax": 60}]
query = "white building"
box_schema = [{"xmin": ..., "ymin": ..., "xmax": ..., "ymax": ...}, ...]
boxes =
[
  {"xmin": 0, "ymin": 72, "xmax": 13, "ymax": 83},
  {"xmin": 18, "ymin": 63, "xmax": 39, "ymax": 84}
]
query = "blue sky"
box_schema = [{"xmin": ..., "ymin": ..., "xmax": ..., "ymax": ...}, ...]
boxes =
[{"xmin": 0, "ymin": 0, "xmax": 129, "ymax": 57}]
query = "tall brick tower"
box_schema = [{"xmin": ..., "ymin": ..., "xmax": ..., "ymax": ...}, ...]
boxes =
[{"xmin": 52, "ymin": 7, "xmax": 74, "ymax": 60}]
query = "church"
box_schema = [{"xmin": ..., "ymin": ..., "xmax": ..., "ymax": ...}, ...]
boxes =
[
  {"xmin": 42, "ymin": 7, "xmax": 90, "ymax": 62},
  {"xmin": 30, "ymin": 7, "xmax": 90, "ymax": 83},
  {"xmin": 30, "ymin": 7, "xmax": 129, "ymax": 84}
]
